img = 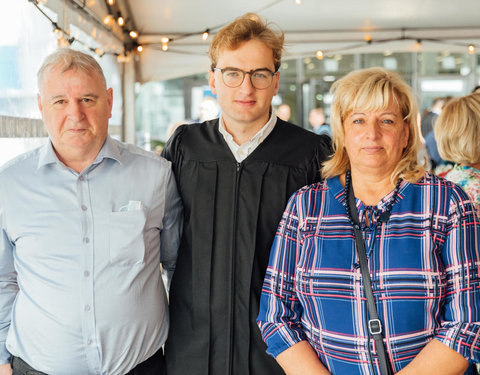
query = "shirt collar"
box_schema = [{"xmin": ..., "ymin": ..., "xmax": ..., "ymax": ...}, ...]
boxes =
[
  {"xmin": 37, "ymin": 136, "xmax": 122, "ymax": 170},
  {"xmin": 218, "ymin": 110, "xmax": 277, "ymax": 146}
]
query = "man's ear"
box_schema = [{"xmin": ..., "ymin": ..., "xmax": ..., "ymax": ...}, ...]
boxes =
[
  {"xmin": 37, "ymin": 94, "xmax": 42, "ymax": 112},
  {"xmin": 273, "ymin": 71, "xmax": 280, "ymax": 96},
  {"xmin": 209, "ymin": 70, "xmax": 217, "ymax": 95},
  {"xmin": 107, "ymin": 88, "xmax": 113, "ymax": 119}
]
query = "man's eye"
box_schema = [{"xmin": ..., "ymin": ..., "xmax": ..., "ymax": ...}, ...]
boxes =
[
  {"xmin": 253, "ymin": 72, "xmax": 268, "ymax": 79},
  {"xmin": 82, "ymin": 98, "xmax": 93, "ymax": 103},
  {"xmin": 54, "ymin": 100, "xmax": 66, "ymax": 105},
  {"xmin": 225, "ymin": 71, "xmax": 241, "ymax": 78},
  {"xmin": 352, "ymin": 119, "xmax": 364, "ymax": 124}
]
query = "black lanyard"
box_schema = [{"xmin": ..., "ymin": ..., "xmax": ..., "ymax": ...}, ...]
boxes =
[{"xmin": 347, "ymin": 179, "xmax": 395, "ymax": 375}]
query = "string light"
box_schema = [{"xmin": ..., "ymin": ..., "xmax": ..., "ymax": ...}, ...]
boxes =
[
  {"xmin": 30, "ymin": 0, "xmax": 480, "ymax": 62},
  {"xmin": 94, "ymin": 48, "xmax": 105, "ymax": 57},
  {"xmin": 415, "ymin": 39, "xmax": 422, "ymax": 50},
  {"xmin": 117, "ymin": 15, "xmax": 125, "ymax": 27},
  {"xmin": 103, "ymin": 14, "xmax": 113, "ymax": 25}
]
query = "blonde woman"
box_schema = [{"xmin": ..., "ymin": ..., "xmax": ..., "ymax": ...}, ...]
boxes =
[
  {"xmin": 257, "ymin": 68, "xmax": 480, "ymax": 374},
  {"xmin": 434, "ymin": 93, "xmax": 480, "ymax": 215}
]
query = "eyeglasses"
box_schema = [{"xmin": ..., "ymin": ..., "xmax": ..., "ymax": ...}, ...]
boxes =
[{"xmin": 213, "ymin": 67, "xmax": 277, "ymax": 89}]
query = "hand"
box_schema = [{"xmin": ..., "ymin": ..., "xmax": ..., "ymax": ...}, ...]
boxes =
[{"xmin": 0, "ymin": 363, "xmax": 12, "ymax": 375}]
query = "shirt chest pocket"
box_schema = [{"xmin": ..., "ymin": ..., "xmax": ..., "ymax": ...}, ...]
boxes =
[{"xmin": 109, "ymin": 211, "xmax": 147, "ymax": 266}]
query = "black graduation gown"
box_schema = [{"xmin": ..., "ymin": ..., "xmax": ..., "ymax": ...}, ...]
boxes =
[{"xmin": 162, "ymin": 118, "xmax": 332, "ymax": 375}]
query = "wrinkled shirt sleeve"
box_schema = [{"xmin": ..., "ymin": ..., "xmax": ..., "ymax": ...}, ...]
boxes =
[
  {"xmin": 0, "ymin": 198, "xmax": 18, "ymax": 364},
  {"xmin": 435, "ymin": 184, "xmax": 480, "ymax": 364},
  {"xmin": 257, "ymin": 192, "xmax": 307, "ymax": 358},
  {"xmin": 159, "ymin": 166, "xmax": 183, "ymax": 290}
]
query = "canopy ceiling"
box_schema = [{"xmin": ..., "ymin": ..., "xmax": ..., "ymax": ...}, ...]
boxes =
[{"xmin": 48, "ymin": 0, "xmax": 480, "ymax": 82}]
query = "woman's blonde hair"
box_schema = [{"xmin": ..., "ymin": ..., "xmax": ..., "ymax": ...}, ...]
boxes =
[
  {"xmin": 321, "ymin": 67, "xmax": 424, "ymax": 184},
  {"xmin": 434, "ymin": 93, "xmax": 480, "ymax": 165},
  {"xmin": 209, "ymin": 13, "xmax": 284, "ymax": 72}
]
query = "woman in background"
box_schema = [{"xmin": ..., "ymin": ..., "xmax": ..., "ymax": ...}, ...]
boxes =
[{"xmin": 435, "ymin": 93, "xmax": 480, "ymax": 215}]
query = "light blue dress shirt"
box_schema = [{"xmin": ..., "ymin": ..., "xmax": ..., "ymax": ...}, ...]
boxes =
[{"xmin": 0, "ymin": 136, "xmax": 183, "ymax": 375}]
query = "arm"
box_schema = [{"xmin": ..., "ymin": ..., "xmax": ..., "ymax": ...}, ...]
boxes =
[
  {"xmin": 0, "ymin": 204, "xmax": 17, "ymax": 366},
  {"xmin": 276, "ymin": 341, "xmax": 330, "ymax": 375},
  {"xmin": 257, "ymin": 190, "xmax": 326, "ymax": 372},
  {"xmin": 404, "ymin": 184, "xmax": 480, "ymax": 372},
  {"xmin": 397, "ymin": 339, "xmax": 467, "ymax": 375},
  {"xmin": 159, "ymin": 166, "xmax": 183, "ymax": 289},
  {"xmin": 0, "ymin": 364, "xmax": 12, "ymax": 375}
]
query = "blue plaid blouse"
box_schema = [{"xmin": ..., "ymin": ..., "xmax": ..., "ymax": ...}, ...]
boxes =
[{"xmin": 257, "ymin": 173, "xmax": 480, "ymax": 374}]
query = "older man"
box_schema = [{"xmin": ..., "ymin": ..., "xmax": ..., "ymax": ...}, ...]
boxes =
[
  {"xmin": 162, "ymin": 13, "xmax": 331, "ymax": 375},
  {"xmin": 0, "ymin": 49, "xmax": 182, "ymax": 375}
]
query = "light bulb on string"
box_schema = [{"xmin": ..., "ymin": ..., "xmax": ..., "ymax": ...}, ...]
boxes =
[
  {"xmin": 161, "ymin": 37, "xmax": 169, "ymax": 43},
  {"xmin": 117, "ymin": 15, "xmax": 125, "ymax": 27},
  {"xmin": 137, "ymin": 45, "xmax": 143, "ymax": 52},
  {"xmin": 129, "ymin": 30, "xmax": 138, "ymax": 39},
  {"xmin": 107, "ymin": 0, "xmax": 115, "ymax": 5},
  {"xmin": 202, "ymin": 30, "xmax": 209, "ymax": 41},
  {"xmin": 295, "ymin": 0, "xmax": 302, "ymax": 4},
  {"xmin": 95, "ymin": 48, "xmax": 105, "ymax": 57},
  {"xmin": 315, "ymin": 50, "xmax": 324, "ymax": 60},
  {"xmin": 468, "ymin": 44, "xmax": 475, "ymax": 54},
  {"xmin": 103, "ymin": 14, "xmax": 114, "ymax": 25},
  {"xmin": 162, "ymin": 43, "xmax": 169, "ymax": 52}
]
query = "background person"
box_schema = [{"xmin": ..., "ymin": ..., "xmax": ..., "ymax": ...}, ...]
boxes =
[
  {"xmin": 0, "ymin": 48, "xmax": 183, "ymax": 375},
  {"xmin": 276, "ymin": 103, "xmax": 291, "ymax": 121},
  {"xmin": 162, "ymin": 13, "xmax": 331, "ymax": 375},
  {"xmin": 257, "ymin": 67, "xmax": 480, "ymax": 374},
  {"xmin": 421, "ymin": 97, "xmax": 444, "ymax": 137},
  {"xmin": 199, "ymin": 95, "xmax": 220, "ymax": 122},
  {"xmin": 434, "ymin": 93, "xmax": 480, "ymax": 215},
  {"xmin": 308, "ymin": 107, "xmax": 331, "ymax": 137}
]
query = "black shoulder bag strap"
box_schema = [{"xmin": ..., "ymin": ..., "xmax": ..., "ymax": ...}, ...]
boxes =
[{"xmin": 347, "ymin": 183, "xmax": 394, "ymax": 375}]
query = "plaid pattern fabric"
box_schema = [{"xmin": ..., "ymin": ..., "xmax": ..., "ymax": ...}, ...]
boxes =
[{"xmin": 257, "ymin": 173, "xmax": 480, "ymax": 374}]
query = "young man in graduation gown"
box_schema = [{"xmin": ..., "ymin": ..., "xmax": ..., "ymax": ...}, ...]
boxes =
[{"xmin": 162, "ymin": 13, "xmax": 332, "ymax": 375}]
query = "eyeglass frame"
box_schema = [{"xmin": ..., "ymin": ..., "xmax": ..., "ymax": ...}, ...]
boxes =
[{"xmin": 212, "ymin": 67, "xmax": 278, "ymax": 90}]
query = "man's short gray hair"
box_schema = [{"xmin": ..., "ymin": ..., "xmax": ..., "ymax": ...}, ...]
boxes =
[{"xmin": 37, "ymin": 48, "xmax": 106, "ymax": 91}]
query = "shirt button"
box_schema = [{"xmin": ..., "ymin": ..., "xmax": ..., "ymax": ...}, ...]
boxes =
[
  {"xmin": 84, "ymin": 305, "xmax": 91, "ymax": 311},
  {"xmin": 87, "ymin": 339, "xmax": 93, "ymax": 345},
  {"xmin": 81, "ymin": 205, "xmax": 87, "ymax": 211},
  {"xmin": 84, "ymin": 270, "xmax": 90, "ymax": 277},
  {"xmin": 84, "ymin": 237, "xmax": 90, "ymax": 244},
  {"xmin": 79, "ymin": 176, "xmax": 84, "ymax": 181}
]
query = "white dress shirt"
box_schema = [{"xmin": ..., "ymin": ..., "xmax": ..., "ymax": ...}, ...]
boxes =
[{"xmin": 218, "ymin": 112, "xmax": 277, "ymax": 162}]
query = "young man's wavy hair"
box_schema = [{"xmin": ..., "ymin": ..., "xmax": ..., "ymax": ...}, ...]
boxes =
[{"xmin": 209, "ymin": 13, "xmax": 284, "ymax": 72}]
